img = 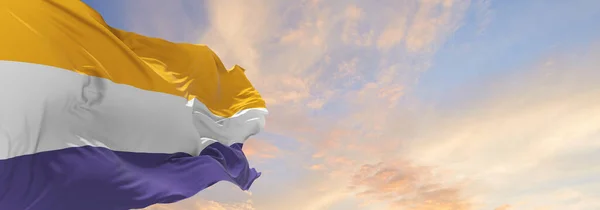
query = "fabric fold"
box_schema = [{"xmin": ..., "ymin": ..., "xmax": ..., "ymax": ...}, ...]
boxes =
[{"xmin": 0, "ymin": 0, "xmax": 268, "ymax": 209}]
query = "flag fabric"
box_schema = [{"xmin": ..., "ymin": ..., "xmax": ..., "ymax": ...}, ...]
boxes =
[{"xmin": 0, "ymin": 1, "xmax": 267, "ymax": 209}]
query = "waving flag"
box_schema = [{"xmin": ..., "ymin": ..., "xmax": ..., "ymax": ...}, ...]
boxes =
[{"xmin": 0, "ymin": 1, "xmax": 267, "ymax": 209}]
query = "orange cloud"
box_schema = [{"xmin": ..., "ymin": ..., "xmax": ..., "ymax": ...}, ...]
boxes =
[
  {"xmin": 350, "ymin": 161, "xmax": 471, "ymax": 210},
  {"xmin": 243, "ymin": 138, "xmax": 280, "ymax": 160},
  {"xmin": 495, "ymin": 204, "xmax": 512, "ymax": 210},
  {"xmin": 310, "ymin": 164, "xmax": 326, "ymax": 170}
]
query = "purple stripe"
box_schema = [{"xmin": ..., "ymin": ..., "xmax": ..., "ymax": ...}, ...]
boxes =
[{"xmin": 0, "ymin": 143, "xmax": 259, "ymax": 210}]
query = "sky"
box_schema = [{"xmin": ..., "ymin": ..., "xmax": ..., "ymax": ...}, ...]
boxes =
[{"xmin": 82, "ymin": 0, "xmax": 600, "ymax": 209}]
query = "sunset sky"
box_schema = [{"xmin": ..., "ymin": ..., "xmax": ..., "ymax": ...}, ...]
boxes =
[{"xmin": 83, "ymin": 0, "xmax": 600, "ymax": 209}]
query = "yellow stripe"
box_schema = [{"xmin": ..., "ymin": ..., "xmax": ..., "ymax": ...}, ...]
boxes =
[{"xmin": 0, "ymin": 0, "xmax": 265, "ymax": 117}]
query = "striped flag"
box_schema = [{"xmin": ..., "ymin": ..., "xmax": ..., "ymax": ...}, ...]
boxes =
[{"xmin": 0, "ymin": 1, "xmax": 267, "ymax": 209}]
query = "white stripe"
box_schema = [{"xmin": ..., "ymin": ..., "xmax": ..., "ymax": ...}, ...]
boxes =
[{"xmin": 0, "ymin": 61, "xmax": 267, "ymax": 160}]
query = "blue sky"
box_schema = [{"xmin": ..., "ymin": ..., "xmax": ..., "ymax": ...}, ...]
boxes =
[
  {"xmin": 83, "ymin": 0, "xmax": 600, "ymax": 209},
  {"xmin": 418, "ymin": 0, "xmax": 600, "ymax": 103}
]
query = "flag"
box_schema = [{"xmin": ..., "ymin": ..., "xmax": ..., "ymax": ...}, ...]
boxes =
[{"xmin": 0, "ymin": 1, "xmax": 267, "ymax": 209}]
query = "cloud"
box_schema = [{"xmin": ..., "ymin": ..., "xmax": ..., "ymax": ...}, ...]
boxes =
[
  {"xmin": 494, "ymin": 204, "xmax": 511, "ymax": 210},
  {"xmin": 198, "ymin": 0, "xmax": 280, "ymax": 79},
  {"xmin": 259, "ymin": 75, "xmax": 312, "ymax": 106},
  {"xmin": 334, "ymin": 57, "xmax": 361, "ymax": 87},
  {"xmin": 243, "ymin": 138, "xmax": 281, "ymax": 160},
  {"xmin": 376, "ymin": 18, "xmax": 407, "ymax": 52},
  {"xmin": 193, "ymin": 199, "xmax": 256, "ymax": 210},
  {"xmin": 404, "ymin": 0, "xmax": 470, "ymax": 52},
  {"xmin": 350, "ymin": 161, "xmax": 471, "ymax": 210},
  {"xmin": 341, "ymin": 4, "xmax": 373, "ymax": 46},
  {"xmin": 145, "ymin": 199, "xmax": 256, "ymax": 210}
]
